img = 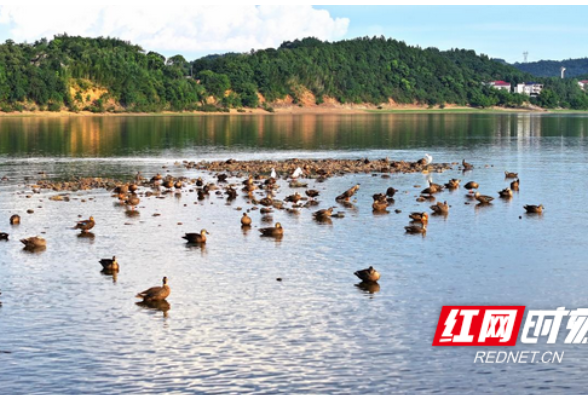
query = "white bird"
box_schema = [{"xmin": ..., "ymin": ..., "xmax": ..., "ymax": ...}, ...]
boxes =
[
  {"xmin": 271, "ymin": 168, "xmax": 277, "ymax": 179},
  {"xmin": 291, "ymin": 167, "xmax": 304, "ymax": 179},
  {"xmin": 424, "ymin": 153, "xmax": 433, "ymax": 165}
]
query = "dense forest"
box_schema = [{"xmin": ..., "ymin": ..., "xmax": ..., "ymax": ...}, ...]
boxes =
[
  {"xmin": 513, "ymin": 58, "xmax": 588, "ymax": 78},
  {"xmin": 0, "ymin": 34, "xmax": 587, "ymax": 112}
]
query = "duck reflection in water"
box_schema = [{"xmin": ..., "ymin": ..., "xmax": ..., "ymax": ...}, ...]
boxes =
[
  {"xmin": 77, "ymin": 231, "xmax": 96, "ymax": 241},
  {"xmin": 125, "ymin": 209, "xmax": 140, "ymax": 218},
  {"xmin": 185, "ymin": 242, "xmax": 208, "ymax": 255},
  {"xmin": 355, "ymin": 282, "xmax": 381, "ymax": 295},
  {"xmin": 136, "ymin": 300, "xmax": 171, "ymax": 318},
  {"xmin": 101, "ymin": 269, "xmax": 118, "ymax": 283}
]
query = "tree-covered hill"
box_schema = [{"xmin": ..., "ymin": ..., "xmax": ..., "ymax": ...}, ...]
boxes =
[
  {"xmin": 513, "ymin": 58, "xmax": 588, "ymax": 78},
  {"xmin": 193, "ymin": 37, "xmax": 536, "ymax": 108},
  {"xmin": 0, "ymin": 34, "xmax": 587, "ymax": 112}
]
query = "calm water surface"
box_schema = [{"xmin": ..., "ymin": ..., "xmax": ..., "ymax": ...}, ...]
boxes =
[{"xmin": 1, "ymin": 113, "xmax": 588, "ymax": 394}]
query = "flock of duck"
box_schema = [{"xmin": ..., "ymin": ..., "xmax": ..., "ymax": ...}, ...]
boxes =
[{"xmin": 0, "ymin": 154, "xmax": 545, "ymax": 307}]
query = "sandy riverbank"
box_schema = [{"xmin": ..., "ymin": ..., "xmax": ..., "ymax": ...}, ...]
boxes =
[{"xmin": 0, "ymin": 104, "xmax": 551, "ymax": 118}]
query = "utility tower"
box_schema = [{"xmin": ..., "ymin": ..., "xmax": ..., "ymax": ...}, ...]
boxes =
[
  {"xmin": 523, "ymin": 51, "xmax": 528, "ymax": 63},
  {"xmin": 561, "ymin": 66, "xmax": 566, "ymax": 79}
]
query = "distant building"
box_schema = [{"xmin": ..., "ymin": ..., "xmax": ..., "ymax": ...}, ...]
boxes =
[
  {"xmin": 487, "ymin": 81, "xmax": 512, "ymax": 91},
  {"xmin": 514, "ymin": 82, "xmax": 543, "ymax": 97},
  {"xmin": 579, "ymin": 80, "xmax": 588, "ymax": 90}
]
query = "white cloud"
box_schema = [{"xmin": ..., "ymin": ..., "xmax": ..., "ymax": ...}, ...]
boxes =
[{"xmin": 0, "ymin": 5, "xmax": 349, "ymax": 55}]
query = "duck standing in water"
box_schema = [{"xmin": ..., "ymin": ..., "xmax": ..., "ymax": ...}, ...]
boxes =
[
  {"xmin": 241, "ymin": 213, "xmax": 252, "ymax": 227},
  {"xmin": 136, "ymin": 277, "xmax": 170, "ymax": 302},
  {"xmin": 354, "ymin": 266, "xmax": 381, "ymax": 283},
  {"xmin": 99, "ymin": 256, "xmax": 119, "ymax": 273},
  {"xmin": 462, "ymin": 159, "xmax": 474, "ymax": 170},
  {"xmin": 511, "ymin": 179, "xmax": 520, "ymax": 191},
  {"xmin": 182, "ymin": 229, "xmax": 209, "ymax": 244},
  {"xmin": 73, "ymin": 216, "xmax": 95, "ymax": 233},
  {"xmin": 125, "ymin": 196, "xmax": 140, "ymax": 210},
  {"xmin": 259, "ymin": 222, "xmax": 284, "ymax": 237}
]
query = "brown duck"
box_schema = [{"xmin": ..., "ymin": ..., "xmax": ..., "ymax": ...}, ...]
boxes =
[
  {"xmin": 354, "ymin": 266, "xmax": 381, "ymax": 283},
  {"xmin": 136, "ymin": 277, "xmax": 170, "ymax": 302},
  {"xmin": 372, "ymin": 193, "xmax": 387, "ymax": 202},
  {"xmin": 336, "ymin": 184, "xmax": 360, "ymax": 201},
  {"xmin": 462, "ymin": 159, "xmax": 474, "ymax": 170},
  {"xmin": 430, "ymin": 201, "xmax": 449, "ymax": 215},
  {"xmin": 505, "ymin": 171, "xmax": 518, "ymax": 178},
  {"xmin": 241, "ymin": 213, "xmax": 252, "ymax": 226},
  {"xmin": 445, "ymin": 179, "xmax": 461, "ymax": 189},
  {"xmin": 259, "ymin": 195, "xmax": 274, "ymax": 206},
  {"xmin": 125, "ymin": 196, "xmax": 140, "ymax": 209},
  {"xmin": 114, "ymin": 185, "xmax": 129, "ymax": 195},
  {"xmin": 182, "ymin": 229, "xmax": 209, "ymax": 244},
  {"xmin": 313, "ymin": 207, "xmax": 335, "ymax": 220},
  {"xmin": 427, "ymin": 178, "xmax": 444, "ymax": 192},
  {"xmin": 259, "ymin": 222, "xmax": 284, "ymax": 237},
  {"xmin": 498, "ymin": 188, "xmax": 513, "ymax": 198},
  {"xmin": 162, "ymin": 179, "xmax": 174, "ymax": 190},
  {"xmin": 464, "ymin": 181, "xmax": 479, "ymax": 190},
  {"xmin": 386, "ymin": 187, "xmax": 398, "ymax": 198},
  {"xmin": 20, "ymin": 236, "xmax": 46, "ymax": 249},
  {"xmin": 421, "ymin": 186, "xmax": 438, "ymax": 195},
  {"xmin": 10, "ymin": 214, "xmax": 20, "ymax": 225},
  {"xmin": 284, "ymin": 192, "xmax": 302, "ymax": 203},
  {"xmin": 99, "ymin": 256, "xmax": 119, "ymax": 272},
  {"xmin": 524, "ymin": 204, "xmax": 543, "ymax": 214},
  {"xmin": 74, "ymin": 216, "xmax": 95, "ymax": 232},
  {"xmin": 305, "ymin": 189, "xmax": 320, "ymax": 198},
  {"xmin": 372, "ymin": 200, "xmax": 389, "ymax": 212},
  {"xmin": 474, "ymin": 192, "xmax": 494, "ymax": 204},
  {"xmin": 510, "ymin": 179, "xmax": 520, "ymax": 191},
  {"xmin": 409, "ymin": 212, "xmax": 429, "ymax": 224},
  {"xmin": 0, "ymin": 232, "xmax": 8, "ymax": 241}
]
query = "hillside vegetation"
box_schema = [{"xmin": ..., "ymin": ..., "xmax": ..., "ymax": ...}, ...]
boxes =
[
  {"xmin": 0, "ymin": 34, "xmax": 587, "ymax": 113},
  {"xmin": 513, "ymin": 58, "xmax": 588, "ymax": 78}
]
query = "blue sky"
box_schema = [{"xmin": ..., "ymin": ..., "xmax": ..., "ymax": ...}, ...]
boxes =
[
  {"xmin": 319, "ymin": 6, "xmax": 588, "ymax": 63},
  {"xmin": 0, "ymin": 5, "xmax": 585, "ymax": 63}
]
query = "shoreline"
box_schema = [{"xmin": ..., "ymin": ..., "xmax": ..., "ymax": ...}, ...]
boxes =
[{"xmin": 0, "ymin": 105, "xmax": 572, "ymax": 118}]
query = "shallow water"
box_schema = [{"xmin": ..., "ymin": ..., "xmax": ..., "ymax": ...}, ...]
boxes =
[{"xmin": 1, "ymin": 113, "xmax": 588, "ymax": 394}]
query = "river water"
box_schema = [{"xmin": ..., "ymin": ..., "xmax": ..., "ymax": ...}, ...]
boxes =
[{"xmin": 1, "ymin": 113, "xmax": 588, "ymax": 394}]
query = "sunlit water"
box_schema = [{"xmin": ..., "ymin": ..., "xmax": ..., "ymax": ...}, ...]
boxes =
[{"xmin": 1, "ymin": 113, "xmax": 588, "ymax": 394}]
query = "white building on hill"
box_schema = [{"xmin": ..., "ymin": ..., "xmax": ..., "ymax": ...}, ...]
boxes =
[
  {"xmin": 514, "ymin": 82, "xmax": 543, "ymax": 97},
  {"xmin": 487, "ymin": 81, "xmax": 512, "ymax": 91}
]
